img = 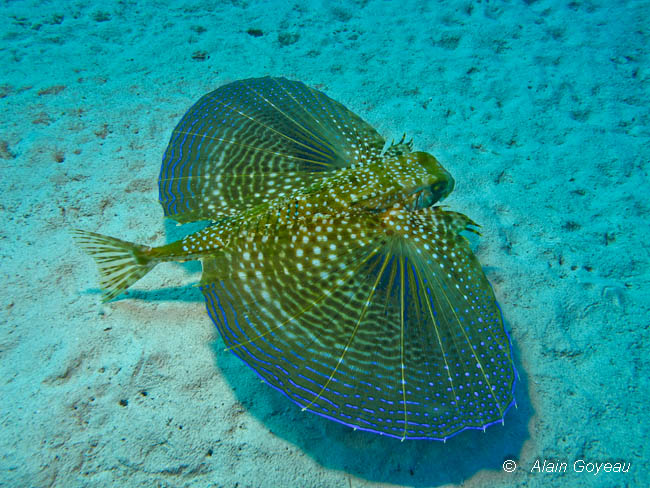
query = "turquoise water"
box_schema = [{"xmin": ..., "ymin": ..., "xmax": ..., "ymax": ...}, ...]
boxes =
[{"xmin": 0, "ymin": 0, "xmax": 647, "ymax": 486}]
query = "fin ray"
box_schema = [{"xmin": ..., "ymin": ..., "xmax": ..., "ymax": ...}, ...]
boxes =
[
  {"xmin": 198, "ymin": 205, "xmax": 515, "ymax": 439},
  {"xmin": 72, "ymin": 230, "xmax": 155, "ymax": 302},
  {"xmin": 158, "ymin": 76, "xmax": 385, "ymax": 223}
]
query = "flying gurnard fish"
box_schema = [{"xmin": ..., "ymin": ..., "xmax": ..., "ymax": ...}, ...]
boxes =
[{"xmin": 74, "ymin": 76, "xmax": 516, "ymax": 441}]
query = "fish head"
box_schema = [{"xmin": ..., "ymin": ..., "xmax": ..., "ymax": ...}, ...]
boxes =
[
  {"xmin": 352, "ymin": 151, "xmax": 454, "ymax": 211},
  {"xmin": 401, "ymin": 151, "xmax": 455, "ymax": 210}
]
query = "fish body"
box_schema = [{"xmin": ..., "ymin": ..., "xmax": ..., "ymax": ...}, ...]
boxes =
[
  {"xmin": 75, "ymin": 77, "xmax": 516, "ymax": 441},
  {"xmin": 148, "ymin": 151, "xmax": 453, "ymax": 263}
]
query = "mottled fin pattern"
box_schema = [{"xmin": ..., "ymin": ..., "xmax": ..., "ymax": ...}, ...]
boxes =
[
  {"xmin": 158, "ymin": 76, "xmax": 386, "ymax": 223},
  {"xmin": 200, "ymin": 205, "xmax": 514, "ymax": 440},
  {"xmin": 72, "ymin": 230, "xmax": 154, "ymax": 302}
]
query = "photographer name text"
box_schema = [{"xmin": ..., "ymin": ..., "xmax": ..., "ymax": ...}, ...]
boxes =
[{"xmin": 531, "ymin": 459, "xmax": 630, "ymax": 476}]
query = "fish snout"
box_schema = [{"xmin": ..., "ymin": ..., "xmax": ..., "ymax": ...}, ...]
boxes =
[{"xmin": 408, "ymin": 152, "xmax": 455, "ymax": 209}]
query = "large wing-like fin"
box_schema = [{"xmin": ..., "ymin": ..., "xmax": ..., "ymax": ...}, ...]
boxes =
[
  {"xmin": 199, "ymin": 206, "xmax": 515, "ymax": 440},
  {"xmin": 158, "ymin": 77, "xmax": 386, "ymax": 223}
]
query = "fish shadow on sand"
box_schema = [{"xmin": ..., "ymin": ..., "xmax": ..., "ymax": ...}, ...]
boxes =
[
  {"xmin": 212, "ymin": 319, "xmax": 532, "ymax": 487},
  {"xmin": 81, "ymin": 281, "xmax": 203, "ymax": 302},
  {"xmin": 90, "ymin": 282, "xmax": 531, "ymax": 486}
]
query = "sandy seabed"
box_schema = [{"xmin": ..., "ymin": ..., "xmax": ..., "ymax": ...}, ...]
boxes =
[{"xmin": 1, "ymin": 0, "xmax": 648, "ymax": 487}]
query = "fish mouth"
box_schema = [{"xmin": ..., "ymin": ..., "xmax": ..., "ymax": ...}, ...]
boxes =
[
  {"xmin": 406, "ymin": 188, "xmax": 434, "ymax": 211},
  {"xmin": 407, "ymin": 180, "xmax": 453, "ymax": 211}
]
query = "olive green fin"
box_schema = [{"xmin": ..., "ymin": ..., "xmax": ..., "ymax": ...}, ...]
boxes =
[
  {"xmin": 158, "ymin": 76, "xmax": 386, "ymax": 223},
  {"xmin": 73, "ymin": 230, "xmax": 156, "ymax": 302}
]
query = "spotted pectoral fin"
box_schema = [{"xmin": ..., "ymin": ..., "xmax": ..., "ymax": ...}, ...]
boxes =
[
  {"xmin": 158, "ymin": 76, "xmax": 386, "ymax": 223},
  {"xmin": 402, "ymin": 206, "xmax": 515, "ymax": 422},
  {"xmin": 199, "ymin": 208, "xmax": 515, "ymax": 440}
]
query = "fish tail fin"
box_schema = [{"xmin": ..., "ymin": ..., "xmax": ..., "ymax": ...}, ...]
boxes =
[{"xmin": 72, "ymin": 229, "xmax": 156, "ymax": 302}]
